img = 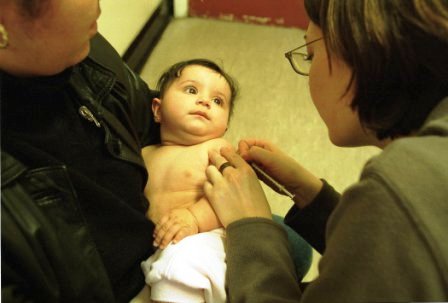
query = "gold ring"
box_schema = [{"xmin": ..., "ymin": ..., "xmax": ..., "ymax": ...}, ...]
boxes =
[{"xmin": 219, "ymin": 162, "xmax": 233, "ymax": 174}]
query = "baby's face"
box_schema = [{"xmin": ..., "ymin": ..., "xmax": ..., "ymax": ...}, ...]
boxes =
[{"xmin": 155, "ymin": 65, "xmax": 232, "ymax": 145}]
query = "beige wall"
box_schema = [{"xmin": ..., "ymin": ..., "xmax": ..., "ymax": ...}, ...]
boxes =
[{"xmin": 98, "ymin": 0, "xmax": 162, "ymax": 55}]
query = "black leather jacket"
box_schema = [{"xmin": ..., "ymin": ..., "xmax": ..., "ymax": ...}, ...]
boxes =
[{"xmin": 1, "ymin": 35, "xmax": 160, "ymax": 302}]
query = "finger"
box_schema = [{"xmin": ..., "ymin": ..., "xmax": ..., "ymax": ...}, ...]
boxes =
[
  {"xmin": 173, "ymin": 228, "xmax": 189, "ymax": 244},
  {"xmin": 237, "ymin": 140, "xmax": 251, "ymax": 159},
  {"xmin": 220, "ymin": 146, "xmax": 251, "ymax": 170},
  {"xmin": 203, "ymin": 180, "xmax": 213, "ymax": 197},
  {"xmin": 238, "ymin": 139, "xmax": 270, "ymax": 161},
  {"xmin": 208, "ymin": 149, "xmax": 229, "ymax": 168},
  {"xmin": 238, "ymin": 139, "xmax": 274, "ymax": 152},
  {"xmin": 248, "ymin": 146, "xmax": 275, "ymax": 168},
  {"xmin": 153, "ymin": 216, "xmax": 168, "ymax": 237},
  {"xmin": 154, "ymin": 218, "xmax": 175, "ymax": 246},
  {"xmin": 159, "ymin": 223, "xmax": 181, "ymax": 249},
  {"xmin": 203, "ymin": 180, "xmax": 230, "ymax": 227},
  {"xmin": 205, "ymin": 165, "xmax": 222, "ymax": 185},
  {"xmin": 154, "ymin": 227, "xmax": 167, "ymax": 247}
]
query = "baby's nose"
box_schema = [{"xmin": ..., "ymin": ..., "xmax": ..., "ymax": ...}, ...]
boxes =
[{"xmin": 196, "ymin": 98, "xmax": 211, "ymax": 108}]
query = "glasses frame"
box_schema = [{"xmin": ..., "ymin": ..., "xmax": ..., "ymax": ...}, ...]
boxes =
[{"xmin": 284, "ymin": 38, "xmax": 322, "ymax": 76}]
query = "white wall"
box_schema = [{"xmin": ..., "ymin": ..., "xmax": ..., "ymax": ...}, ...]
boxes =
[
  {"xmin": 174, "ymin": 0, "xmax": 188, "ymax": 17},
  {"xmin": 98, "ymin": 0, "xmax": 162, "ymax": 55}
]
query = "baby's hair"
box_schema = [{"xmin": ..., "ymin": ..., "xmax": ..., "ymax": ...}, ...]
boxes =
[{"xmin": 156, "ymin": 59, "xmax": 238, "ymax": 117}]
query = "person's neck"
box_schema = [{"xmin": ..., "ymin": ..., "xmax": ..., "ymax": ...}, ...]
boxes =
[
  {"xmin": 160, "ymin": 134, "xmax": 208, "ymax": 147},
  {"xmin": 160, "ymin": 129, "xmax": 223, "ymax": 147},
  {"xmin": 2, "ymin": 67, "xmax": 73, "ymax": 92}
]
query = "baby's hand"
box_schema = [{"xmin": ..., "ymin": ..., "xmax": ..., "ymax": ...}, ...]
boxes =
[{"xmin": 153, "ymin": 208, "xmax": 199, "ymax": 249}]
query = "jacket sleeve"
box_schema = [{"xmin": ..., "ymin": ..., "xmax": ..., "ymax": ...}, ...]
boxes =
[
  {"xmin": 225, "ymin": 177, "xmax": 446, "ymax": 302},
  {"xmin": 224, "ymin": 181, "xmax": 339, "ymax": 303},
  {"xmin": 285, "ymin": 180, "xmax": 340, "ymax": 253},
  {"xmin": 225, "ymin": 218, "xmax": 302, "ymax": 303}
]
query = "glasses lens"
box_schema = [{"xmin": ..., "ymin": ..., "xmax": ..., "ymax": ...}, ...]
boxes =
[{"xmin": 291, "ymin": 52, "xmax": 311, "ymax": 75}]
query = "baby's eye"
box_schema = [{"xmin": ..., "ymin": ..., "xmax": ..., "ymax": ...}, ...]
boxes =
[
  {"xmin": 185, "ymin": 86, "xmax": 197, "ymax": 94},
  {"xmin": 212, "ymin": 98, "xmax": 223, "ymax": 106}
]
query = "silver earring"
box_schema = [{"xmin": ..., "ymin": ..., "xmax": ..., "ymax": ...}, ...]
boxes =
[{"xmin": 0, "ymin": 24, "xmax": 9, "ymax": 49}]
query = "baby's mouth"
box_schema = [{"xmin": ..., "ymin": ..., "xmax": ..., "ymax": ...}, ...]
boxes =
[{"xmin": 191, "ymin": 111, "xmax": 209, "ymax": 120}]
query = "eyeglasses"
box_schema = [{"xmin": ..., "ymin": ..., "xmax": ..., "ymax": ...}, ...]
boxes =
[{"xmin": 284, "ymin": 38, "xmax": 322, "ymax": 76}]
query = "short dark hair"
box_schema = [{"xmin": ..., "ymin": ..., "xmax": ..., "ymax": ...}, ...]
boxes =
[
  {"xmin": 305, "ymin": 0, "xmax": 448, "ymax": 139},
  {"xmin": 16, "ymin": 0, "xmax": 48, "ymax": 18},
  {"xmin": 156, "ymin": 59, "xmax": 239, "ymax": 118}
]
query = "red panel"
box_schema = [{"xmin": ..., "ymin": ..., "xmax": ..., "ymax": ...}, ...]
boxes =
[{"xmin": 189, "ymin": 0, "xmax": 309, "ymax": 29}]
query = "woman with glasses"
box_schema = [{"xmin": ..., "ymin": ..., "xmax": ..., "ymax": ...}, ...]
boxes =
[{"xmin": 204, "ymin": 0, "xmax": 448, "ymax": 302}]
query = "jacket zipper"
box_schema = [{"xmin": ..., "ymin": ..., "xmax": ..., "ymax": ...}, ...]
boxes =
[{"xmin": 78, "ymin": 105, "xmax": 101, "ymax": 128}]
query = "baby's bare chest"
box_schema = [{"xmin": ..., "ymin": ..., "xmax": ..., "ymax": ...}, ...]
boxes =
[{"xmin": 148, "ymin": 146, "xmax": 210, "ymax": 192}]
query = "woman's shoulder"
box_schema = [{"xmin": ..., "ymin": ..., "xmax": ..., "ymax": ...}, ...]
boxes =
[
  {"xmin": 363, "ymin": 133, "xmax": 448, "ymax": 182},
  {"xmin": 366, "ymin": 96, "xmax": 448, "ymax": 178},
  {"xmin": 360, "ymin": 135, "xmax": 447, "ymax": 207},
  {"xmin": 350, "ymin": 135, "xmax": 448, "ymax": 248}
]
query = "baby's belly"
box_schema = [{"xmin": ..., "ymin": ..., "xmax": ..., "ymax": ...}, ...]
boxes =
[{"xmin": 147, "ymin": 191, "xmax": 202, "ymax": 224}]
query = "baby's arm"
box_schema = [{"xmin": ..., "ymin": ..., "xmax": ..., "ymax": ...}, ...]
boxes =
[
  {"xmin": 153, "ymin": 208, "xmax": 199, "ymax": 248},
  {"xmin": 188, "ymin": 196, "xmax": 222, "ymax": 232},
  {"xmin": 153, "ymin": 197, "xmax": 222, "ymax": 249}
]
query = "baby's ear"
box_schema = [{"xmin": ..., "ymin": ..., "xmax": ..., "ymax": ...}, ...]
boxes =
[{"xmin": 152, "ymin": 98, "xmax": 162, "ymax": 123}]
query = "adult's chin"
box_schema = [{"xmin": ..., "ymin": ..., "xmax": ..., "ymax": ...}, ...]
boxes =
[
  {"xmin": 72, "ymin": 41, "xmax": 91, "ymax": 65},
  {"xmin": 39, "ymin": 42, "xmax": 91, "ymax": 76}
]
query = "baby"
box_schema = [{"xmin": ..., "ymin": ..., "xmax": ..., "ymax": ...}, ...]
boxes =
[{"xmin": 141, "ymin": 59, "xmax": 237, "ymax": 303}]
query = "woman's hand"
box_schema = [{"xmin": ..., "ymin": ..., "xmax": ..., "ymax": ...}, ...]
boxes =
[
  {"xmin": 153, "ymin": 208, "xmax": 199, "ymax": 249},
  {"xmin": 238, "ymin": 139, "xmax": 323, "ymax": 208},
  {"xmin": 204, "ymin": 147, "xmax": 272, "ymax": 227}
]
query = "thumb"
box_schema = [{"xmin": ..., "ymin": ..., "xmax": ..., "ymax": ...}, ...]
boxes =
[{"xmin": 248, "ymin": 146, "xmax": 275, "ymax": 168}]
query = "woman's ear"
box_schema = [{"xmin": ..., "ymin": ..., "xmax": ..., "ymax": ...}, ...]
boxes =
[{"xmin": 152, "ymin": 98, "xmax": 162, "ymax": 123}]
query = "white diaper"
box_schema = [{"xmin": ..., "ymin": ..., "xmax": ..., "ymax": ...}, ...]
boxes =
[{"xmin": 141, "ymin": 228, "xmax": 226, "ymax": 303}]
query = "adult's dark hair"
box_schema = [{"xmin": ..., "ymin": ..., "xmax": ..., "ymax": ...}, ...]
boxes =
[
  {"xmin": 16, "ymin": 0, "xmax": 48, "ymax": 17},
  {"xmin": 305, "ymin": 0, "xmax": 448, "ymax": 139},
  {"xmin": 156, "ymin": 58, "xmax": 239, "ymax": 118}
]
